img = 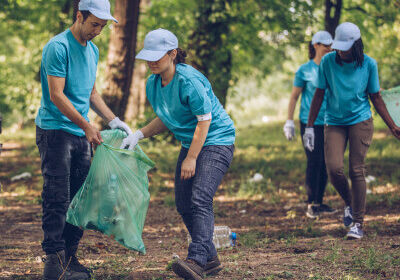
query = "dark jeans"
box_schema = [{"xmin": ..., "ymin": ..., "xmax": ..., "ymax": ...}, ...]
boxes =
[
  {"xmin": 36, "ymin": 126, "xmax": 91, "ymax": 254},
  {"xmin": 300, "ymin": 122, "xmax": 328, "ymax": 204},
  {"xmin": 175, "ymin": 145, "xmax": 234, "ymax": 266}
]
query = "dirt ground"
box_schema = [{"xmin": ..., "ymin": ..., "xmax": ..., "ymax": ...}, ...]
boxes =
[{"xmin": 1, "ymin": 142, "xmax": 400, "ymax": 280}]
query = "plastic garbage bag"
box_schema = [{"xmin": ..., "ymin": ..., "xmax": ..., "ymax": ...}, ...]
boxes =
[
  {"xmin": 381, "ymin": 86, "xmax": 400, "ymax": 126},
  {"xmin": 66, "ymin": 129, "xmax": 154, "ymax": 253}
]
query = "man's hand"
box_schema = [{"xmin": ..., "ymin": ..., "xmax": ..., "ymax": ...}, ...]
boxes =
[
  {"xmin": 303, "ymin": 127, "xmax": 315, "ymax": 152},
  {"xmin": 108, "ymin": 117, "xmax": 133, "ymax": 136},
  {"xmin": 84, "ymin": 123, "xmax": 103, "ymax": 145},
  {"xmin": 390, "ymin": 125, "xmax": 400, "ymax": 140},
  {"xmin": 120, "ymin": 130, "xmax": 144, "ymax": 150},
  {"xmin": 181, "ymin": 156, "xmax": 196, "ymax": 180},
  {"xmin": 283, "ymin": 120, "xmax": 295, "ymax": 140}
]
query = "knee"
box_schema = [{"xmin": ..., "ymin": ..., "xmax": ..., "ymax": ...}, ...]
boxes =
[
  {"xmin": 328, "ymin": 165, "xmax": 345, "ymax": 180},
  {"xmin": 349, "ymin": 165, "xmax": 365, "ymax": 179}
]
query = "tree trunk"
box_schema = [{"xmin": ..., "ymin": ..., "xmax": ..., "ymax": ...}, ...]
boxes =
[
  {"xmin": 325, "ymin": 0, "xmax": 342, "ymax": 36},
  {"xmin": 125, "ymin": 62, "xmax": 147, "ymax": 123},
  {"xmin": 102, "ymin": 0, "xmax": 141, "ymax": 123},
  {"xmin": 189, "ymin": 0, "xmax": 232, "ymax": 108}
]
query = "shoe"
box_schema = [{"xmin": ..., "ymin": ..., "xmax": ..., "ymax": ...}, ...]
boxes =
[
  {"xmin": 43, "ymin": 250, "xmax": 89, "ymax": 280},
  {"xmin": 343, "ymin": 206, "xmax": 353, "ymax": 227},
  {"xmin": 172, "ymin": 258, "xmax": 204, "ymax": 280},
  {"xmin": 306, "ymin": 204, "xmax": 319, "ymax": 219},
  {"xmin": 346, "ymin": 223, "xmax": 364, "ymax": 239},
  {"xmin": 66, "ymin": 246, "xmax": 91, "ymax": 276},
  {"xmin": 204, "ymin": 255, "xmax": 222, "ymax": 276},
  {"xmin": 318, "ymin": 204, "xmax": 337, "ymax": 214}
]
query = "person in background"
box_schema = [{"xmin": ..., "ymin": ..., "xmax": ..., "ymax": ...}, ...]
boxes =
[
  {"xmin": 284, "ymin": 31, "xmax": 336, "ymax": 219},
  {"xmin": 121, "ymin": 29, "xmax": 235, "ymax": 280},
  {"xmin": 35, "ymin": 1, "xmax": 133, "ymax": 279},
  {"xmin": 303, "ymin": 22, "xmax": 400, "ymax": 239}
]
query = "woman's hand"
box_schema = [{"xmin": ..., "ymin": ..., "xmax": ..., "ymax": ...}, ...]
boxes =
[
  {"xmin": 181, "ymin": 156, "xmax": 196, "ymax": 180},
  {"xmin": 390, "ymin": 125, "xmax": 400, "ymax": 140}
]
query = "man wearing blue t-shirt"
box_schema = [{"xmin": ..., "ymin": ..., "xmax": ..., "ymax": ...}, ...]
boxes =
[{"xmin": 35, "ymin": 1, "xmax": 132, "ymax": 279}]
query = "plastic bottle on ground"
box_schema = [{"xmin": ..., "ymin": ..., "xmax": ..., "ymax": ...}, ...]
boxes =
[
  {"xmin": 187, "ymin": 225, "xmax": 237, "ymax": 249},
  {"xmin": 98, "ymin": 174, "xmax": 118, "ymax": 231}
]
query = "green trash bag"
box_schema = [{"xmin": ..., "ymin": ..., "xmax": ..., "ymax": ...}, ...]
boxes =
[
  {"xmin": 66, "ymin": 129, "xmax": 155, "ymax": 253},
  {"xmin": 381, "ymin": 86, "xmax": 400, "ymax": 126}
]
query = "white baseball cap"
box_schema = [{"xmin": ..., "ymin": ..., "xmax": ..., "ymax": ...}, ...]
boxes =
[
  {"xmin": 136, "ymin": 29, "xmax": 178, "ymax": 62},
  {"xmin": 79, "ymin": 0, "xmax": 118, "ymax": 23},
  {"xmin": 331, "ymin": 22, "xmax": 361, "ymax": 51},
  {"xmin": 311, "ymin": 31, "xmax": 333, "ymax": 45}
]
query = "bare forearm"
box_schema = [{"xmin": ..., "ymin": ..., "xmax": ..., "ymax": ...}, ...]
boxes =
[
  {"xmin": 187, "ymin": 120, "xmax": 211, "ymax": 159},
  {"xmin": 370, "ymin": 92, "xmax": 396, "ymax": 128},
  {"xmin": 90, "ymin": 90, "xmax": 115, "ymax": 123},
  {"xmin": 307, "ymin": 89, "xmax": 325, "ymax": 127},
  {"xmin": 288, "ymin": 87, "xmax": 302, "ymax": 120},
  {"xmin": 140, "ymin": 117, "xmax": 168, "ymax": 138},
  {"xmin": 51, "ymin": 92, "xmax": 90, "ymax": 130}
]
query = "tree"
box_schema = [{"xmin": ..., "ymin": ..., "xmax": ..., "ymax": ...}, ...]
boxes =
[
  {"xmin": 324, "ymin": 0, "xmax": 342, "ymax": 36},
  {"xmin": 102, "ymin": 0, "xmax": 141, "ymax": 122}
]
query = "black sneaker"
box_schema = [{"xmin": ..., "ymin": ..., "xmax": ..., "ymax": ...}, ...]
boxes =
[
  {"xmin": 204, "ymin": 255, "xmax": 222, "ymax": 276},
  {"xmin": 306, "ymin": 204, "xmax": 319, "ymax": 219},
  {"xmin": 43, "ymin": 250, "xmax": 89, "ymax": 280},
  {"xmin": 172, "ymin": 258, "xmax": 204, "ymax": 280},
  {"xmin": 66, "ymin": 246, "xmax": 91, "ymax": 276},
  {"xmin": 318, "ymin": 204, "xmax": 337, "ymax": 214}
]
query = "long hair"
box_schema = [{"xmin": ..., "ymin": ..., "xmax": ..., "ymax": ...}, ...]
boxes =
[
  {"xmin": 167, "ymin": 48, "xmax": 187, "ymax": 64},
  {"xmin": 335, "ymin": 38, "xmax": 364, "ymax": 68},
  {"xmin": 308, "ymin": 41, "xmax": 316, "ymax": 60}
]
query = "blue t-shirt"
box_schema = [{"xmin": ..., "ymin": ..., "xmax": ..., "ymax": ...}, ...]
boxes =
[
  {"xmin": 35, "ymin": 29, "xmax": 99, "ymax": 136},
  {"xmin": 293, "ymin": 60, "xmax": 327, "ymax": 125},
  {"xmin": 316, "ymin": 52, "xmax": 380, "ymax": 125},
  {"xmin": 146, "ymin": 63, "xmax": 236, "ymax": 148}
]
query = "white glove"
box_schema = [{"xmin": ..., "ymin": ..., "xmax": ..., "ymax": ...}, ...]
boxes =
[
  {"xmin": 303, "ymin": 127, "xmax": 315, "ymax": 152},
  {"xmin": 283, "ymin": 120, "xmax": 295, "ymax": 140},
  {"xmin": 120, "ymin": 130, "xmax": 144, "ymax": 150},
  {"xmin": 108, "ymin": 117, "xmax": 133, "ymax": 136}
]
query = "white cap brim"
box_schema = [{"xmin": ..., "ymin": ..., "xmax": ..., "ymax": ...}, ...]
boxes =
[
  {"xmin": 90, "ymin": 10, "xmax": 118, "ymax": 23},
  {"xmin": 136, "ymin": 49, "xmax": 168, "ymax": 61},
  {"xmin": 331, "ymin": 40, "xmax": 355, "ymax": 51}
]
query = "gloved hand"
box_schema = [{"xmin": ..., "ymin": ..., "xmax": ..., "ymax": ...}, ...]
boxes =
[
  {"xmin": 120, "ymin": 130, "xmax": 144, "ymax": 150},
  {"xmin": 283, "ymin": 120, "xmax": 295, "ymax": 140},
  {"xmin": 303, "ymin": 127, "xmax": 315, "ymax": 152},
  {"xmin": 108, "ymin": 117, "xmax": 133, "ymax": 136}
]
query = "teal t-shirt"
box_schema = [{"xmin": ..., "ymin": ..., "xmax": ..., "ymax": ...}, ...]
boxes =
[
  {"xmin": 293, "ymin": 60, "xmax": 327, "ymax": 125},
  {"xmin": 35, "ymin": 29, "xmax": 99, "ymax": 136},
  {"xmin": 146, "ymin": 63, "xmax": 236, "ymax": 148},
  {"xmin": 316, "ymin": 52, "xmax": 380, "ymax": 125}
]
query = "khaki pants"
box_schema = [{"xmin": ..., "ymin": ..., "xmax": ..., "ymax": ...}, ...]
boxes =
[{"xmin": 324, "ymin": 118, "xmax": 373, "ymax": 225}]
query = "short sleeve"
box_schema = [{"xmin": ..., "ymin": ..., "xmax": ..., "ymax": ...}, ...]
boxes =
[
  {"xmin": 44, "ymin": 42, "xmax": 67, "ymax": 77},
  {"xmin": 182, "ymin": 79, "xmax": 212, "ymax": 115},
  {"xmin": 316, "ymin": 59, "xmax": 327, "ymax": 90},
  {"xmin": 293, "ymin": 67, "xmax": 305, "ymax": 88},
  {"xmin": 367, "ymin": 59, "xmax": 380, "ymax": 94}
]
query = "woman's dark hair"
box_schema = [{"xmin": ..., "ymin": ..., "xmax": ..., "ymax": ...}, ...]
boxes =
[
  {"xmin": 335, "ymin": 38, "xmax": 364, "ymax": 68},
  {"xmin": 167, "ymin": 48, "xmax": 187, "ymax": 64},
  {"xmin": 308, "ymin": 41, "xmax": 316, "ymax": 60}
]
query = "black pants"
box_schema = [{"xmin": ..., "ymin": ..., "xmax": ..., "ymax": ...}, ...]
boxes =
[
  {"xmin": 300, "ymin": 122, "xmax": 328, "ymax": 204},
  {"xmin": 36, "ymin": 126, "xmax": 91, "ymax": 254}
]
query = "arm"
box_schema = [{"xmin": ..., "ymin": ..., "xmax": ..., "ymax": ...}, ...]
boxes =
[
  {"xmin": 306, "ymin": 88, "xmax": 325, "ymax": 127},
  {"xmin": 89, "ymin": 84, "xmax": 115, "ymax": 123},
  {"xmin": 287, "ymin": 86, "xmax": 303, "ymax": 120},
  {"xmin": 370, "ymin": 92, "xmax": 400, "ymax": 139},
  {"xmin": 48, "ymin": 75, "xmax": 102, "ymax": 144},
  {"xmin": 140, "ymin": 117, "xmax": 169, "ymax": 138},
  {"xmin": 181, "ymin": 119, "xmax": 211, "ymax": 180}
]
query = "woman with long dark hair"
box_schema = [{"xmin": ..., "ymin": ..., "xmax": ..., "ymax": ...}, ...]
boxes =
[
  {"xmin": 284, "ymin": 31, "xmax": 336, "ymax": 219},
  {"xmin": 121, "ymin": 29, "xmax": 235, "ymax": 279},
  {"xmin": 304, "ymin": 22, "xmax": 400, "ymax": 239}
]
